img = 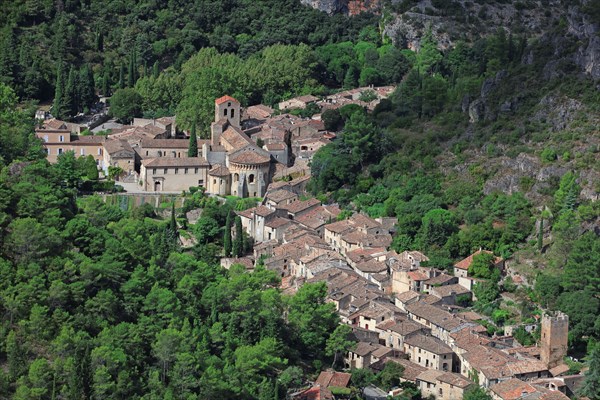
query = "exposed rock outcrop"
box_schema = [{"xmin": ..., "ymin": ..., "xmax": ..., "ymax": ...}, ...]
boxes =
[{"xmin": 300, "ymin": 0, "xmax": 380, "ymax": 15}]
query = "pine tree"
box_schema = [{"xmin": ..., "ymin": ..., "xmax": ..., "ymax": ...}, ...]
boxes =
[
  {"xmin": 580, "ymin": 345, "xmax": 600, "ymax": 399},
  {"xmin": 232, "ymin": 216, "xmax": 243, "ymax": 257},
  {"xmin": 224, "ymin": 211, "xmax": 233, "ymax": 257},
  {"xmin": 188, "ymin": 121, "xmax": 198, "ymax": 157},
  {"xmin": 53, "ymin": 63, "xmax": 64, "ymax": 119}
]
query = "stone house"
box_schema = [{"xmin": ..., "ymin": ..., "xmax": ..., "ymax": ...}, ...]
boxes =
[
  {"xmin": 404, "ymin": 303, "xmax": 473, "ymax": 343},
  {"xmin": 102, "ymin": 139, "xmax": 136, "ymax": 175},
  {"xmin": 453, "ymin": 249, "xmax": 504, "ymax": 278},
  {"xmin": 140, "ymin": 158, "xmax": 210, "ymax": 192},
  {"xmin": 416, "ymin": 370, "xmax": 474, "ymax": 400},
  {"xmin": 377, "ymin": 318, "xmax": 429, "ymax": 349},
  {"xmin": 404, "ymin": 333, "xmax": 454, "ymax": 371},
  {"xmin": 278, "ymin": 94, "xmax": 319, "ymax": 110},
  {"xmin": 36, "ymin": 119, "xmax": 106, "ymax": 166}
]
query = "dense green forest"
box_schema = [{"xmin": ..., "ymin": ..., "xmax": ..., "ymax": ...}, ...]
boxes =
[{"xmin": 1, "ymin": 0, "xmax": 600, "ymax": 397}]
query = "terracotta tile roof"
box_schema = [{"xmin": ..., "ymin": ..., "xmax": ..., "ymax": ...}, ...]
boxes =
[
  {"xmin": 103, "ymin": 139, "xmax": 134, "ymax": 154},
  {"xmin": 405, "ymin": 303, "xmax": 469, "ymax": 331},
  {"xmin": 405, "ymin": 333, "xmax": 453, "ymax": 354},
  {"xmin": 352, "ymin": 341, "xmax": 380, "ymax": 357},
  {"xmin": 549, "ymin": 364, "xmax": 570, "ymax": 377},
  {"xmin": 265, "ymin": 217, "xmax": 293, "ymax": 229},
  {"xmin": 295, "ymin": 205, "xmax": 341, "ymax": 230},
  {"xmin": 354, "ymin": 259, "xmax": 387, "ymax": 273},
  {"xmin": 140, "ymin": 139, "xmax": 189, "ymax": 148},
  {"xmin": 265, "ymin": 142, "xmax": 287, "ymax": 150},
  {"xmin": 42, "ymin": 118, "xmax": 69, "ymax": 130},
  {"xmin": 350, "ymin": 213, "xmax": 383, "ymax": 229},
  {"xmin": 245, "ymin": 104, "xmax": 273, "ymax": 120},
  {"xmin": 437, "ymin": 372, "xmax": 474, "ymax": 388},
  {"xmin": 142, "ymin": 157, "xmax": 210, "ymax": 167},
  {"xmin": 324, "ymin": 220, "xmax": 354, "ymax": 234},
  {"xmin": 431, "ymin": 284, "xmax": 471, "ymax": 298},
  {"xmin": 215, "ymin": 95, "xmax": 238, "ymax": 105},
  {"xmin": 228, "ymin": 148, "xmax": 271, "ymax": 165},
  {"xmin": 281, "ymin": 198, "xmax": 321, "ymax": 214},
  {"xmin": 295, "ymin": 386, "xmax": 333, "ymax": 400},
  {"xmin": 266, "ymin": 189, "xmax": 298, "ymax": 203},
  {"xmin": 385, "ymin": 358, "xmax": 427, "ymax": 382},
  {"xmin": 71, "ymin": 135, "xmax": 106, "ymax": 143},
  {"xmin": 490, "ymin": 378, "xmax": 537, "ymax": 400},
  {"xmin": 454, "ymin": 249, "xmax": 503, "ymax": 270},
  {"xmin": 407, "ymin": 271, "xmax": 429, "ymax": 281},
  {"xmin": 255, "ymin": 206, "xmax": 275, "ymax": 217},
  {"xmin": 396, "ymin": 290, "xmax": 421, "ymax": 303},
  {"xmin": 221, "ymin": 126, "xmax": 254, "ymax": 150},
  {"xmin": 417, "ymin": 369, "xmax": 444, "ymax": 383},
  {"xmin": 424, "ymin": 274, "xmax": 457, "ymax": 286},
  {"xmin": 315, "ymin": 371, "xmax": 351, "ymax": 388},
  {"xmin": 208, "ymin": 164, "xmax": 230, "ymax": 176},
  {"xmin": 224, "ymin": 257, "xmax": 254, "ymax": 270},
  {"xmin": 378, "ymin": 319, "xmax": 425, "ymax": 336}
]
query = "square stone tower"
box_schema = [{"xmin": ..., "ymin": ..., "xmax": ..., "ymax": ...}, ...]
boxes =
[
  {"xmin": 540, "ymin": 312, "xmax": 569, "ymax": 369},
  {"xmin": 214, "ymin": 95, "xmax": 241, "ymax": 129}
]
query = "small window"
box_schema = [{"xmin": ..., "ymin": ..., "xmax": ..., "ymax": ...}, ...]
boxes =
[
  {"xmin": 248, "ymin": 174, "xmax": 255, "ymax": 183},
  {"xmin": 174, "ymin": 168, "xmax": 178, "ymax": 174},
  {"xmin": 152, "ymin": 169, "xmax": 156, "ymax": 174},
  {"xmin": 45, "ymin": 148, "xmax": 50, "ymax": 155},
  {"xmin": 98, "ymin": 148, "xmax": 102, "ymax": 155},
  {"xmin": 227, "ymin": 102, "xmax": 231, "ymax": 107},
  {"xmin": 43, "ymin": 135, "xmax": 48, "ymax": 142},
  {"xmin": 184, "ymin": 168, "xmax": 188, "ymax": 174},
  {"xmin": 59, "ymin": 135, "xmax": 64, "ymax": 142},
  {"xmin": 194, "ymin": 168, "xmax": 198, "ymax": 174},
  {"xmin": 213, "ymin": 179, "xmax": 216, "ymax": 185},
  {"xmin": 231, "ymin": 109, "xmax": 235, "ymax": 118},
  {"xmin": 58, "ymin": 148, "xmax": 64, "ymax": 154},
  {"xmin": 80, "ymin": 148, "xmax": 85, "ymax": 155},
  {"xmin": 223, "ymin": 108, "xmax": 227, "ymax": 117},
  {"xmin": 164, "ymin": 168, "xmax": 168, "ymax": 174},
  {"xmin": 146, "ymin": 151, "xmax": 149, "ymax": 156}
]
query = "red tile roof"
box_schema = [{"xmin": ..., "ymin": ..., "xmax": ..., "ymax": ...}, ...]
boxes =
[
  {"xmin": 215, "ymin": 95, "xmax": 238, "ymax": 105},
  {"xmin": 315, "ymin": 371, "xmax": 351, "ymax": 388},
  {"xmin": 455, "ymin": 250, "xmax": 503, "ymax": 270}
]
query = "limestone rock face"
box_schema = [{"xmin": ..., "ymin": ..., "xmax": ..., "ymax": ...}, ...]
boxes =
[{"xmin": 300, "ymin": 0, "xmax": 380, "ymax": 15}]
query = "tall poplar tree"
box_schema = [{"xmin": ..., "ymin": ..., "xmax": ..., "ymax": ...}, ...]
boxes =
[
  {"xmin": 188, "ymin": 121, "xmax": 198, "ymax": 157},
  {"xmin": 65, "ymin": 65, "xmax": 78, "ymax": 115}
]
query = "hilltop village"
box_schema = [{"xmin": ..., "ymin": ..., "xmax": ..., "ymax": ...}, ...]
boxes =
[{"xmin": 33, "ymin": 90, "xmax": 588, "ymax": 400}]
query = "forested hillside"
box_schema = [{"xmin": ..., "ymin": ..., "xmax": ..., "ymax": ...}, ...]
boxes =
[{"xmin": 1, "ymin": 0, "xmax": 600, "ymax": 398}]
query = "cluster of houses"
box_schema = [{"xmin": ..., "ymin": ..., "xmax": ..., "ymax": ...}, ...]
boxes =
[
  {"xmin": 222, "ymin": 187, "xmax": 583, "ymax": 400},
  {"xmin": 35, "ymin": 86, "xmax": 393, "ymax": 196}
]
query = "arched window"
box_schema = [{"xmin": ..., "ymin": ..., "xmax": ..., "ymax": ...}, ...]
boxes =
[
  {"xmin": 234, "ymin": 173, "xmax": 239, "ymax": 182},
  {"xmin": 231, "ymin": 109, "xmax": 235, "ymax": 118},
  {"xmin": 223, "ymin": 108, "xmax": 227, "ymax": 116},
  {"xmin": 158, "ymin": 151, "xmax": 162, "ymax": 157},
  {"xmin": 248, "ymin": 174, "xmax": 255, "ymax": 183}
]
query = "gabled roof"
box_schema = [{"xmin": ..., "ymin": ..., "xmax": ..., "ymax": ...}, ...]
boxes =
[
  {"xmin": 140, "ymin": 138, "xmax": 190, "ymax": 149},
  {"xmin": 405, "ymin": 333, "xmax": 453, "ymax": 354},
  {"xmin": 315, "ymin": 371, "xmax": 351, "ymax": 388},
  {"xmin": 208, "ymin": 164, "xmax": 230, "ymax": 176},
  {"xmin": 490, "ymin": 378, "xmax": 537, "ymax": 400},
  {"xmin": 215, "ymin": 95, "xmax": 238, "ymax": 105},
  {"xmin": 142, "ymin": 157, "xmax": 210, "ymax": 168},
  {"xmin": 455, "ymin": 249, "xmax": 503, "ymax": 270}
]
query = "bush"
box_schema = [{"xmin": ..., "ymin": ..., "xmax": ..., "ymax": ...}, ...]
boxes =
[{"xmin": 541, "ymin": 147, "xmax": 557, "ymax": 162}]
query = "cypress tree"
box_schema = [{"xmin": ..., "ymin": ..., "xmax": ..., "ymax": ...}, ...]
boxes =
[
  {"xmin": 127, "ymin": 55, "xmax": 134, "ymax": 87},
  {"xmin": 169, "ymin": 201, "xmax": 177, "ymax": 236},
  {"xmin": 65, "ymin": 65, "xmax": 78, "ymax": 116},
  {"xmin": 80, "ymin": 64, "xmax": 96, "ymax": 112},
  {"xmin": 537, "ymin": 215, "xmax": 544, "ymax": 252},
  {"xmin": 152, "ymin": 60, "xmax": 160, "ymax": 79},
  {"xmin": 53, "ymin": 63, "xmax": 66, "ymax": 119},
  {"xmin": 224, "ymin": 211, "xmax": 233, "ymax": 257},
  {"xmin": 118, "ymin": 63, "xmax": 125, "ymax": 89},
  {"xmin": 232, "ymin": 216, "xmax": 243, "ymax": 257},
  {"xmin": 188, "ymin": 121, "xmax": 198, "ymax": 157},
  {"xmin": 102, "ymin": 66, "xmax": 110, "ymax": 96}
]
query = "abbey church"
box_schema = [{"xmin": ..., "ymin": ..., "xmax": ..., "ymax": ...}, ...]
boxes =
[{"xmin": 139, "ymin": 95, "xmax": 278, "ymax": 197}]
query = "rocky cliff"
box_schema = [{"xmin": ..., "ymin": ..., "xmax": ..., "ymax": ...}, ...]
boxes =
[{"xmin": 300, "ymin": 0, "xmax": 380, "ymax": 15}]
